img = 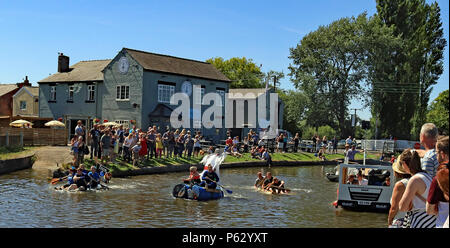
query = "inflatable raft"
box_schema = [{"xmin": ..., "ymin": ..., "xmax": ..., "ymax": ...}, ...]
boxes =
[
  {"xmin": 326, "ymin": 173, "xmax": 339, "ymax": 182},
  {"xmin": 172, "ymin": 184, "xmax": 224, "ymax": 201}
]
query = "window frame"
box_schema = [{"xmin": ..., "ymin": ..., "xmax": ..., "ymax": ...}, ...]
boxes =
[
  {"xmin": 157, "ymin": 82, "xmax": 175, "ymax": 103},
  {"xmin": 67, "ymin": 85, "xmax": 74, "ymax": 102},
  {"xmin": 115, "ymin": 120, "xmax": 130, "ymax": 128},
  {"xmin": 19, "ymin": 100, "xmax": 27, "ymax": 110},
  {"xmin": 116, "ymin": 85, "xmax": 130, "ymax": 101},
  {"xmin": 87, "ymin": 84, "xmax": 96, "ymax": 102},
  {"xmin": 50, "ymin": 85, "xmax": 57, "ymax": 102}
]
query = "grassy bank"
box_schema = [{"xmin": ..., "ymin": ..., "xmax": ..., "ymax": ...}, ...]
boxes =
[
  {"xmin": 0, "ymin": 146, "xmax": 36, "ymax": 160},
  {"xmin": 76, "ymin": 151, "xmax": 379, "ymax": 175}
]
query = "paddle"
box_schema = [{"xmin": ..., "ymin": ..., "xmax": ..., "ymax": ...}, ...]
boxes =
[
  {"xmin": 51, "ymin": 176, "xmax": 68, "ymax": 185},
  {"xmin": 204, "ymin": 176, "xmax": 232, "ymax": 194}
]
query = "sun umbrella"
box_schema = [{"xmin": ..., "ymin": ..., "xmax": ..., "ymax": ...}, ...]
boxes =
[
  {"xmin": 103, "ymin": 121, "xmax": 120, "ymax": 127},
  {"xmin": 45, "ymin": 120, "xmax": 66, "ymax": 127},
  {"xmin": 9, "ymin": 119, "xmax": 33, "ymax": 127}
]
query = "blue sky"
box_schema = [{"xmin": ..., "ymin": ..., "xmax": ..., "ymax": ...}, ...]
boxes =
[{"xmin": 0, "ymin": 0, "xmax": 448, "ymax": 120}]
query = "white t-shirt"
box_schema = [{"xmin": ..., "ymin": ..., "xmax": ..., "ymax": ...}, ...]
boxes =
[{"xmin": 358, "ymin": 178, "xmax": 368, "ymax": 186}]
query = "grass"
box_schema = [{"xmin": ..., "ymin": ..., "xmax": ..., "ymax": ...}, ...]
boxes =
[
  {"xmin": 71, "ymin": 151, "xmax": 380, "ymax": 175},
  {"xmin": 0, "ymin": 146, "xmax": 37, "ymax": 160}
]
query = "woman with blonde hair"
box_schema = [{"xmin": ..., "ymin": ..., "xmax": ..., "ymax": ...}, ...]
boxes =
[
  {"xmin": 388, "ymin": 154, "xmax": 411, "ymax": 227},
  {"xmin": 399, "ymin": 149, "xmax": 436, "ymax": 228}
]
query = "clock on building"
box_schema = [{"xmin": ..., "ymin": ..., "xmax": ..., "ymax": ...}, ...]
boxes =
[
  {"xmin": 181, "ymin": 81, "xmax": 192, "ymax": 96},
  {"xmin": 118, "ymin": 56, "xmax": 129, "ymax": 74}
]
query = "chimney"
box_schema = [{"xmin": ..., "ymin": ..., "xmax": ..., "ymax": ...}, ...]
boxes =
[
  {"xmin": 16, "ymin": 76, "xmax": 32, "ymax": 88},
  {"xmin": 58, "ymin": 53, "xmax": 70, "ymax": 73},
  {"xmin": 24, "ymin": 76, "xmax": 30, "ymax": 86}
]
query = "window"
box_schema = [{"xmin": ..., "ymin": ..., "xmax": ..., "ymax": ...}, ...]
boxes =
[
  {"xmin": 194, "ymin": 85, "xmax": 205, "ymax": 105},
  {"xmin": 158, "ymin": 83, "xmax": 175, "ymax": 103},
  {"xmin": 116, "ymin": 85, "xmax": 130, "ymax": 100},
  {"xmin": 68, "ymin": 85, "xmax": 74, "ymax": 101},
  {"xmin": 115, "ymin": 120, "xmax": 130, "ymax": 128},
  {"xmin": 216, "ymin": 88, "xmax": 225, "ymax": 106},
  {"xmin": 20, "ymin": 101, "xmax": 27, "ymax": 110},
  {"xmin": 50, "ymin": 86, "xmax": 56, "ymax": 101},
  {"xmin": 87, "ymin": 84, "xmax": 96, "ymax": 102}
]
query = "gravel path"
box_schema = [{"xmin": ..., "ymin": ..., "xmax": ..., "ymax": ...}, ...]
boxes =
[{"xmin": 32, "ymin": 146, "xmax": 73, "ymax": 176}]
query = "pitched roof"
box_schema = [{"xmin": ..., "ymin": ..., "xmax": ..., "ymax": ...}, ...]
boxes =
[
  {"xmin": 148, "ymin": 104, "xmax": 174, "ymax": 118},
  {"xmin": 124, "ymin": 48, "xmax": 231, "ymax": 83},
  {"xmin": 26, "ymin": 86, "xmax": 39, "ymax": 96},
  {"xmin": 38, "ymin": 59, "xmax": 111, "ymax": 83},
  {"xmin": 0, "ymin": 84, "xmax": 18, "ymax": 97},
  {"xmin": 13, "ymin": 86, "xmax": 39, "ymax": 98}
]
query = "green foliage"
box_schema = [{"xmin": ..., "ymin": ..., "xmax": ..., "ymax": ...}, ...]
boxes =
[
  {"xmin": 300, "ymin": 125, "xmax": 337, "ymax": 140},
  {"xmin": 301, "ymin": 126, "xmax": 316, "ymax": 140},
  {"xmin": 317, "ymin": 125, "xmax": 337, "ymax": 140},
  {"xmin": 374, "ymin": 0, "xmax": 446, "ymax": 139},
  {"xmin": 288, "ymin": 13, "xmax": 399, "ymax": 136},
  {"xmin": 277, "ymin": 89, "xmax": 308, "ymax": 135},
  {"xmin": 206, "ymin": 57, "xmax": 265, "ymax": 89},
  {"xmin": 427, "ymin": 90, "xmax": 449, "ymax": 135}
]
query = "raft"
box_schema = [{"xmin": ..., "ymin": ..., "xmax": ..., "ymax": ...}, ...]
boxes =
[
  {"xmin": 326, "ymin": 173, "xmax": 339, "ymax": 182},
  {"xmin": 256, "ymin": 187, "xmax": 291, "ymax": 195},
  {"xmin": 172, "ymin": 184, "xmax": 224, "ymax": 201}
]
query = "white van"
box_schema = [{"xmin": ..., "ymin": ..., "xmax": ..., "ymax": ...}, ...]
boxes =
[{"xmin": 336, "ymin": 163, "xmax": 394, "ymax": 212}]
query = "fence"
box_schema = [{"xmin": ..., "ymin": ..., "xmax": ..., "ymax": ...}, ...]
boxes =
[
  {"xmin": 0, "ymin": 127, "xmax": 68, "ymax": 146},
  {"xmin": 361, "ymin": 140, "xmax": 395, "ymax": 153},
  {"xmin": 361, "ymin": 139, "xmax": 421, "ymax": 154},
  {"xmin": 0, "ymin": 135, "xmax": 22, "ymax": 147}
]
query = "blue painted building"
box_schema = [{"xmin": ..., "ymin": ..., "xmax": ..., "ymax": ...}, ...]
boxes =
[{"xmin": 38, "ymin": 48, "xmax": 283, "ymax": 143}]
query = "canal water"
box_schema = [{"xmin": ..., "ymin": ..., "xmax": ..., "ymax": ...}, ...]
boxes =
[{"xmin": 0, "ymin": 165, "xmax": 387, "ymax": 228}]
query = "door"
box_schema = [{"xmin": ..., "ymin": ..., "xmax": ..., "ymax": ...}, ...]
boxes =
[{"xmin": 69, "ymin": 119, "xmax": 87, "ymax": 142}]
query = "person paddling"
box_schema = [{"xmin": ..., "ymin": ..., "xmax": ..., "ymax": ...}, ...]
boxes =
[
  {"xmin": 184, "ymin": 166, "xmax": 201, "ymax": 186},
  {"xmin": 88, "ymin": 166, "xmax": 101, "ymax": 189},
  {"xmin": 266, "ymin": 177, "xmax": 290, "ymax": 194},
  {"xmin": 200, "ymin": 164, "xmax": 219, "ymax": 190},
  {"xmin": 254, "ymin": 171, "xmax": 265, "ymax": 188},
  {"xmin": 261, "ymin": 172, "xmax": 273, "ymax": 190}
]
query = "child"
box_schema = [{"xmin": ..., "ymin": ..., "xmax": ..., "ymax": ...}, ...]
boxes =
[{"xmin": 155, "ymin": 134, "xmax": 163, "ymax": 158}]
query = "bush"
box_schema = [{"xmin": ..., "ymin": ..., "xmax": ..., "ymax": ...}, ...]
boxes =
[{"xmin": 301, "ymin": 125, "xmax": 337, "ymax": 140}]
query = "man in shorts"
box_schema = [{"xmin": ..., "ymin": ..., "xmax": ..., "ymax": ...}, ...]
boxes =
[{"xmin": 100, "ymin": 129, "xmax": 112, "ymax": 164}]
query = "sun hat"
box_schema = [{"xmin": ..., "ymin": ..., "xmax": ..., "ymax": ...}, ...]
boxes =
[{"xmin": 392, "ymin": 154, "xmax": 408, "ymax": 175}]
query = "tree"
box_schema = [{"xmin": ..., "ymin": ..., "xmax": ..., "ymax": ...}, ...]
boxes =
[
  {"xmin": 265, "ymin": 70, "xmax": 285, "ymax": 90},
  {"xmin": 206, "ymin": 57, "xmax": 265, "ymax": 88},
  {"xmin": 277, "ymin": 89, "xmax": 308, "ymax": 135},
  {"xmin": 288, "ymin": 13, "xmax": 398, "ymax": 137},
  {"xmin": 375, "ymin": 0, "xmax": 446, "ymax": 139},
  {"xmin": 426, "ymin": 89, "xmax": 449, "ymax": 135}
]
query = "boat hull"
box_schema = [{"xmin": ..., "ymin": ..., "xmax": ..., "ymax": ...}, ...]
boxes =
[
  {"xmin": 173, "ymin": 184, "xmax": 224, "ymax": 201},
  {"xmin": 337, "ymin": 200, "xmax": 390, "ymax": 213},
  {"xmin": 326, "ymin": 173, "xmax": 339, "ymax": 182}
]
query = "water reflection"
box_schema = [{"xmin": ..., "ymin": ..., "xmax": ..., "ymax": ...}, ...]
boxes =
[{"xmin": 0, "ymin": 165, "xmax": 388, "ymax": 228}]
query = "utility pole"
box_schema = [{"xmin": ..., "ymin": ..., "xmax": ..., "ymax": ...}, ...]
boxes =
[
  {"xmin": 273, "ymin": 75, "xmax": 277, "ymax": 91},
  {"xmin": 350, "ymin": 108, "xmax": 362, "ymax": 138}
]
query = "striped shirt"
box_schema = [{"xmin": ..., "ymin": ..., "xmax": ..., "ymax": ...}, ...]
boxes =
[{"xmin": 421, "ymin": 149, "xmax": 439, "ymax": 178}]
